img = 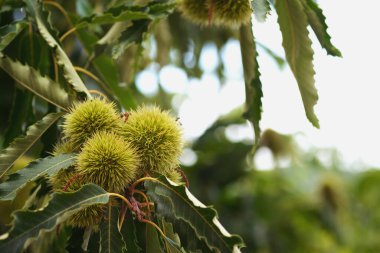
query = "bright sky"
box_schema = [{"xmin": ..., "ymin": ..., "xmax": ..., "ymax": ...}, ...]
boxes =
[{"xmin": 136, "ymin": 0, "xmax": 380, "ymax": 169}]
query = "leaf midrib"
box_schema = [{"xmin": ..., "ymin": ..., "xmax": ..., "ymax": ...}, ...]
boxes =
[
  {"xmin": 1, "ymin": 191, "xmax": 109, "ymax": 249},
  {"xmin": 153, "ymin": 180, "xmax": 234, "ymax": 252}
]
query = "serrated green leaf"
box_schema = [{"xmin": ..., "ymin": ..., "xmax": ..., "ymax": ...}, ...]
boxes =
[
  {"xmin": 145, "ymin": 177, "xmax": 244, "ymax": 253},
  {"xmin": 24, "ymin": 0, "xmax": 91, "ymax": 98},
  {"xmin": 77, "ymin": 1, "xmax": 174, "ymax": 26},
  {"xmin": 240, "ymin": 23, "xmax": 263, "ymax": 148},
  {"xmin": 0, "ymin": 54, "xmax": 71, "ymax": 110},
  {"xmin": 100, "ymin": 205, "xmax": 125, "ymax": 253},
  {"xmin": 111, "ymin": 19, "xmax": 150, "ymax": 60},
  {"xmin": 302, "ymin": 0, "xmax": 342, "ymax": 57},
  {"xmin": 0, "ymin": 154, "xmax": 76, "ymax": 200},
  {"xmin": 0, "ymin": 112, "xmax": 65, "ymax": 179},
  {"xmin": 275, "ymin": 0, "xmax": 320, "ymax": 128},
  {"xmin": 0, "ymin": 184, "xmax": 109, "ymax": 253},
  {"xmin": 252, "ymin": 0, "xmax": 271, "ymax": 22},
  {"xmin": 0, "ymin": 21, "xmax": 28, "ymax": 52}
]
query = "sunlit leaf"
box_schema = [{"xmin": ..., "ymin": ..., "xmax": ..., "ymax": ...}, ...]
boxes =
[
  {"xmin": 24, "ymin": 0, "xmax": 91, "ymax": 98},
  {"xmin": 240, "ymin": 23, "xmax": 263, "ymax": 147},
  {"xmin": 99, "ymin": 205, "xmax": 125, "ymax": 253},
  {"xmin": 0, "ymin": 112, "xmax": 65, "ymax": 179},
  {"xmin": 0, "ymin": 184, "xmax": 109, "ymax": 253},
  {"xmin": 0, "ymin": 154, "xmax": 76, "ymax": 200},
  {"xmin": 0, "ymin": 54, "xmax": 71, "ymax": 110},
  {"xmin": 145, "ymin": 177, "xmax": 245, "ymax": 253},
  {"xmin": 302, "ymin": 0, "xmax": 342, "ymax": 57},
  {"xmin": 0, "ymin": 21, "xmax": 28, "ymax": 52},
  {"xmin": 275, "ymin": 0, "xmax": 320, "ymax": 128}
]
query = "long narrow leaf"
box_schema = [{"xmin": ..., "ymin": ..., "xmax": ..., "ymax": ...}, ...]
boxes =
[
  {"xmin": 0, "ymin": 154, "xmax": 76, "ymax": 200},
  {"xmin": 145, "ymin": 177, "xmax": 244, "ymax": 253},
  {"xmin": 0, "ymin": 112, "xmax": 65, "ymax": 179},
  {"xmin": 302, "ymin": 0, "xmax": 342, "ymax": 57},
  {"xmin": 77, "ymin": 1, "xmax": 174, "ymax": 26},
  {"xmin": 99, "ymin": 205, "xmax": 125, "ymax": 253},
  {"xmin": 0, "ymin": 184, "xmax": 109, "ymax": 253},
  {"xmin": 240, "ymin": 23, "xmax": 263, "ymax": 147},
  {"xmin": 275, "ymin": 0, "xmax": 320, "ymax": 128},
  {"xmin": 0, "ymin": 54, "xmax": 71, "ymax": 110},
  {"xmin": 24, "ymin": 0, "xmax": 91, "ymax": 98}
]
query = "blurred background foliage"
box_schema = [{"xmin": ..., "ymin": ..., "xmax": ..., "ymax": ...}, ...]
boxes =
[{"xmin": 0, "ymin": 0, "xmax": 379, "ymax": 252}]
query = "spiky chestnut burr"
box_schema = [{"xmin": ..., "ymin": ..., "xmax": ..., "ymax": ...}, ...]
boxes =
[
  {"xmin": 52, "ymin": 141, "xmax": 75, "ymax": 156},
  {"xmin": 177, "ymin": 0, "xmax": 210, "ymax": 25},
  {"xmin": 77, "ymin": 131, "xmax": 140, "ymax": 193},
  {"xmin": 62, "ymin": 98, "xmax": 122, "ymax": 148},
  {"xmin": 212, "ymin": 0, "xmax": 253, "ymax": 27},
  {"xmin": 122, "ymin": 105, "xmax": 183, "ymax": 176}
]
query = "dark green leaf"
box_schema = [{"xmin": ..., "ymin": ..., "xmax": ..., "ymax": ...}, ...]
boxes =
[
  {"xmin": 24, "ymin": 0, "xmax": 91, "ymax": 98},
  {"xmin": 0, "ymin": 112, "xmax": 65, "ymax": 179},
  {"xmin": 120, "ymin": 210, "xmax": 140, "ymax": 253},
  {"xmin": 252, "ymin": 0, "xmax": 271, "ymax": 22},
  {"xmin": 240, "ymin": 23, "xmax": 263, "ymax": 147},
  {"xmin": 93, "ymin": 55, "xmax": 136, "ymax": 110},
  {"xmin": 145, "ymin": 177, "xmax": 245, "ymax": 253},
  {"xmin": 0, "ymin": 154, "xmax": 76, "ymax": 200},
  {"xmin": 0, "ymin": 184, "xmax": 109, "ymax": 253},
  {"xmin": 275, "ymin": 0, "xmax": 320, "ymax": 128},
  {"xmin": 145, "ymin": 222, "xmax": 164, "ymax": 253},
  {"xmin": 77, "ymin": 1, "xmax": 174, "ymax": 26},
  {"xmin": 0, "ymin": 53, "xmax": 72, "ymax": 110},
  {"xmin": 302, "ymin": 0, "xmax": 342, "ymax": 57},
  {"xmin": 3, "ymin": 89, "xmax": 33, "ymax": 147},
  {"xmin": 0, "ymin": 21, "xmax": 28, "ymax": 52},
  {"xmin": 99, "ymin": 205, "xmax": 125, "ymax": 253},
  {"xmin": 111, "ymin": 19, "xmax": 150, "ymax": 60}
]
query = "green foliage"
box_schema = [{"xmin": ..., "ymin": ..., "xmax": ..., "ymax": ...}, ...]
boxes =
[
  {"xmin": 275, "ymin": 0, "xmax": 319, "ymax": 128},
  {"xmin": 99, "ymin": 205, "xmax": 125, "ymax": 253},
  {"xmin": 0, "ymin": 112, "xmax": 65, "ymax": 179},
  {"xmin": 24, "ymin": 0, "xmax": 92, "ymax": 99},
  {"xmin": 145, "ymin": 176, "xmax": 245, "ymax": 252},
  {"xmin": 302, "ymin": 0, "xmax": 342, "ymax": 57},
  {"xmin": 0, "ymin": 21, "xmax": 28, "ymax": 52},
  {"xmin": 0, "ymin": 154, "xmax": 75, "ymax": 200},
  {"xmin": 0, "ymin": 0, "xmax": 343, "ymax": 252},
  {"xmin": 0, "ymin": 54, "xmax": 72, "ymax": 110},
  {"xmin": 0, "ymin": 184, "xmax": 109, "ymax": 253},
  {"xmin": 240, "ymin": 22, "xmax": 263, "ymax": 146}
]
